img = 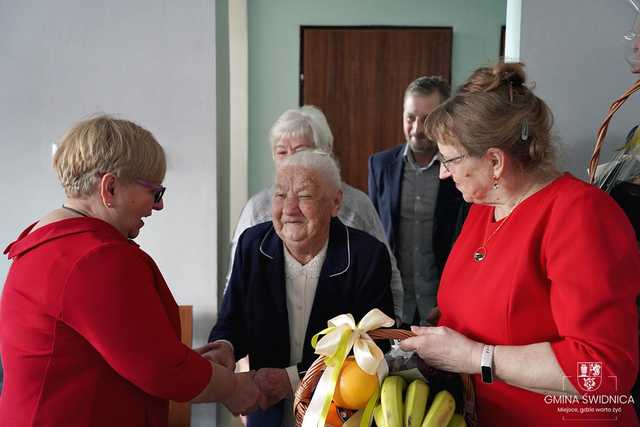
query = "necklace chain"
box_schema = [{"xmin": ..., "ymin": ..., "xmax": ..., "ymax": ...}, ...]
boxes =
[
  {"xmin": 473, "ymin": 216, "xmax": 511, "ymax": 262},
  {"xmin": 473, "ymin": 186, "xmax": 532, "ymax": 262},
  {"xmin": 61, "ymin": 205, "xmax": 90, "ymax": 218}
]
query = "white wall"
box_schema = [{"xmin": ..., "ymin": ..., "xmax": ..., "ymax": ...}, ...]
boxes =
[
  {"xmin": 0, "ymin": 0, "xmax": 218, "ymax": 424},
  {"xmin": 520, "ymin": 0, "xmax": 640, "ymax": 179}
]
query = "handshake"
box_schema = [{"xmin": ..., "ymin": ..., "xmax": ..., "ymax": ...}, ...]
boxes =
[{"xmin": 195, "ymin": 341, "xmax": 293, "ymax": 416}]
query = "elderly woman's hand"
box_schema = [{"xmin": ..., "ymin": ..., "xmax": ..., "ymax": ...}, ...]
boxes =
[
  {"xmin": 399, "ymin": 326, "xmax": 484, "ymax": 374},
  {"xmin": 221, "ymin": 371, "xmax": 267, "ymax": 415},
  {"xmin": 254, "ymin": 368, "xmax": 292, "ymax": 408}
]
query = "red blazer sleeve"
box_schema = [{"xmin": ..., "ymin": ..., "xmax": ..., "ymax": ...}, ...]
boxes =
[
  {"xmin": 61, "ymin": 242, "xmax": 212, "ymax": 402},
  {"xmin": 544, "ymin": 186, "xmax": 640, "ymax": 394}
]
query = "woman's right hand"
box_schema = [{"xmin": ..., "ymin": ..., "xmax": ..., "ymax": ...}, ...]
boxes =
[
  {"xmin": 197, "ymin": 341, "xmax": 236, "ymax": 370},
  {"xmin": 399, "ymin": 326, "xmax": 483, "ymax": 374},
  {"xmin": 221, "ymin": 371, "xmax": 266, "ymax": 416},
  {"xmin": 192, "ymin": 363, "xmax": 266, "ymax": 411}
]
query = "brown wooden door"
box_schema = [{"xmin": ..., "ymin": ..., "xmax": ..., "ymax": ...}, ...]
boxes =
[{"xmin": 301, "ymin": 27, "xmax": 452, "ymax": 193}]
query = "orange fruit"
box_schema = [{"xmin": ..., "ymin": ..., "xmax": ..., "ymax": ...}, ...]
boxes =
[
  {"xmin": 332, "ymin": 356, "xmax": 379, "ymax": 410},
  {"xmin": 325, "ymin": 401, "xmax": 343, "ymax": 427}
]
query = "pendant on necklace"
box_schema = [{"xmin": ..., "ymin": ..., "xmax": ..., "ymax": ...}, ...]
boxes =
[{"xmin": 473, "ymin": 246, "xmax": 487, "ymax": 262}]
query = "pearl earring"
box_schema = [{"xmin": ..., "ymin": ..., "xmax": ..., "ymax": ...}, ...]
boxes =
[{"xmin": 493, "ymin": 176, "xmax": 499, "ymax": 190}]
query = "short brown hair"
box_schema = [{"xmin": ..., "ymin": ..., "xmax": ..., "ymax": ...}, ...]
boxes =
[
  {"xmin": 404, "ymin": 76, "xmax": 450, "ymax": 101},
  {"xmin": 53, "ymin": 115, "xmax": 166, "ymax": 197},
  {"xmin": 425, "ymin": 62, "xmax": 555, "ymax": 174}
]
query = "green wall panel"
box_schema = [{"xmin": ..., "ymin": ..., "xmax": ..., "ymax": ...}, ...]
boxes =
[{"xmin": 247, "ymin": 0, "xmax": 506, "ymax": 194}]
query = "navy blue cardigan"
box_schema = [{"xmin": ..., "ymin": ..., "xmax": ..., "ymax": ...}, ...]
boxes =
[{"xmin": 209, "ymin": 217, "xmax": 394, "ymax": 425}]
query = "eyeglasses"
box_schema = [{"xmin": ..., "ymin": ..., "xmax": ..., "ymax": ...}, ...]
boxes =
[
  {"xmin": 438, "ymin": 153, "xmax": 468, "ymax": 172},
  {"xmin": 136, "ymin": 179, "xmax": 166, "ymax": 203}
]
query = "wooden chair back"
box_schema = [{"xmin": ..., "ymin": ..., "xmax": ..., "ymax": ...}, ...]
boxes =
[{"xmin": 168, "ymin": 305, "xmax": 193, "ymax": 427}]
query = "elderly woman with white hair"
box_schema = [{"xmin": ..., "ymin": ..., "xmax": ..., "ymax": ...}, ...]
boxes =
[
  {"xmin": 222, "ymin": 105, "xmax": 404, "ymax": 321},
  {"xmin": 209, "ymin": 150, "xmax": 395, "ymax": 427}
]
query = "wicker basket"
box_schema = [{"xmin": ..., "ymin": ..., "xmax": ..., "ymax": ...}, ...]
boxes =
[
  {"xmin": 293, "ymin": 328, "xmax": 478, "ymax": 427},
  {"xmin": 588, "ymin": 79, "xmax": 640, "ymax": 183}
]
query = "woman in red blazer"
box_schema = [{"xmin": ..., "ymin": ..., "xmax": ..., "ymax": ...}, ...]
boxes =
[
  {"xmin": 0, "ymin": 116, "xmax": 262, "ymax": 426},
  {"xmin": 400, "ymin": 63, "xmax": 640, "ymax": 426}
]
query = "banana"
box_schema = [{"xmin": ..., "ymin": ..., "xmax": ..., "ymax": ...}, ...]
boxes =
[
  {"xmin": 380, "ymin": 375, "xmax": 406, "ymax": 427},
  {"xmin": 446, "ymin": 414, "xmax": 466, "ymax": 427},
  {"xmin": 421, "ymin": 390, "xmax": 455, "ymax": 427},
  {"xmin": 374, "ymin": 403, "xmax": 387, "ymax": 427},
  {"xmin": 404, "ymin": 379, "xmax": 430, "ymax": 427}
]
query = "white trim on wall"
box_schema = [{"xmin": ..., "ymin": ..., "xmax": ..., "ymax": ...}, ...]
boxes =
[
  {"xmin": 505, "ymin": 0, "xmax": 522, "ymax": 61},
  {"xmin": 228, "ymin": 0, "xmax": 249, "ymax": 231}
]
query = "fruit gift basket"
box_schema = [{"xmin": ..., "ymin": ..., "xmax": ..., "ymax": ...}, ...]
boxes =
[
  {"xmin": 588, "ymin": 79, "xmax": 640, "ymax": 240},
  {"xmin": 294, "ymin": 309, "xmax": 478, "ymax": 427}
]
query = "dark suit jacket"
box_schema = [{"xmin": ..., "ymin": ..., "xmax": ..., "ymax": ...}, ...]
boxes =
[
  {"xmin": 209, "ymin": 217, "xmax": 394, "ymax": 426},
  {"xmin": 368, "ymin": 143, "xmax": 468, "ymax": 273}
]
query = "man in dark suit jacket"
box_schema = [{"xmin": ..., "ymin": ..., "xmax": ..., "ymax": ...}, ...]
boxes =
[
  {"xmin": 368, "ymin": 76, "xmax": 467, "ymax": 327},
  {"xmin": 209, "ymin": 151, "xmax": 394, "ymax": 426}
]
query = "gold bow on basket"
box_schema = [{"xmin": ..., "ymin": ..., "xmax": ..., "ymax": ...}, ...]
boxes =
[{"xmin": 293, "ymin": 309, "xmax": 478, "ymax": 427}]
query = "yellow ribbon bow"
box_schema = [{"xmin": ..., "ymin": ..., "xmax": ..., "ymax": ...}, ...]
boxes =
[{"xmin": 302, "ymin": 308, "xmax": 394, "ymax": 427}]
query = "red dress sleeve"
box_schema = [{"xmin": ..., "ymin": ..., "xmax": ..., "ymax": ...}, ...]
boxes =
[
  {"xmin": 544, "ymin": 186, "xmax": 640, "ymax": 394},
  {"xmin": 61, "ymin": 242, "xmax": 212, "ymax": 402}
]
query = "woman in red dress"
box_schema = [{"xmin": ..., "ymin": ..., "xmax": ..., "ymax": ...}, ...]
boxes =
[
  {"xmin": 0, "ymin": 116, "xmax": 262, "ymax": 426},
  {"xmin": 400, "ymin": 63, "xmax": 640, "ymax": 426}
]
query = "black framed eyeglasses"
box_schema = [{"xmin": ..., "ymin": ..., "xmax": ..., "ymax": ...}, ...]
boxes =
[
  {"xmin": 136, "ymin": 179, "xmax": 166, "ymax": 203},
  {"xmin": 439, "ymin": 153, "xmax": 468, "ymax": 172}
]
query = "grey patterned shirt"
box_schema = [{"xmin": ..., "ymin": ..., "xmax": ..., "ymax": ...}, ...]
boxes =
[{"xmin": 397, "ymin": 146, "xmax": 440, "ymax": 324}]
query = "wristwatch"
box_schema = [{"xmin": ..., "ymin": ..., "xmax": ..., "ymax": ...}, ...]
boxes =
[{"xmin": 480, "ymin": 345, "xmax": 495, "ymax": 384}]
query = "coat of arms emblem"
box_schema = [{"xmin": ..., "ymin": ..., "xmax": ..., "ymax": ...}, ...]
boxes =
[{"xmin": 577, "ymin": 362, "xmax": 603, "ymax": 392}]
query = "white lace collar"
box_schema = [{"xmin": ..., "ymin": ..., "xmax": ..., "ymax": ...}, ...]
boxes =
[{"xmin": 283, "ymin": 240, "xmax": 329, "ymax": 279}]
